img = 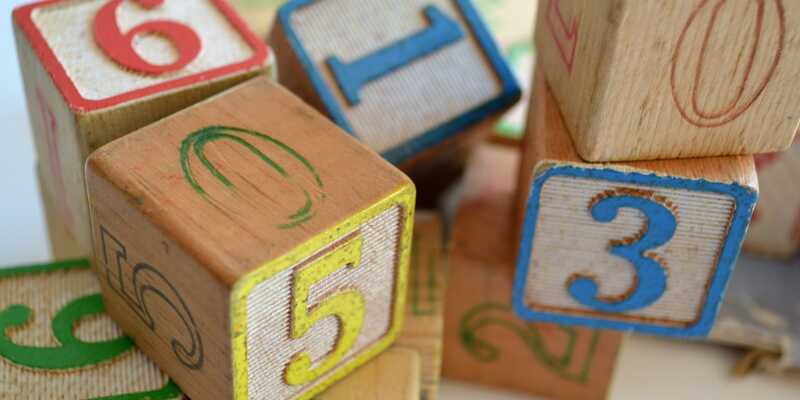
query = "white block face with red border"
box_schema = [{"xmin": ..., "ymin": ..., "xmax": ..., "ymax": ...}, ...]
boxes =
[{"xmin": 13, "ymin": 0, "xmax": 271, "ymax": 252}]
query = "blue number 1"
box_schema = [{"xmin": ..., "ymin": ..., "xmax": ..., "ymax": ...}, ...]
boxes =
[
  {"xmin": 327, "ymin": 5, "xmax": 464, "ymax": 106},
  {"xmin": 568, "ymin": 194, "xmax": 677, "ymax": 313}
]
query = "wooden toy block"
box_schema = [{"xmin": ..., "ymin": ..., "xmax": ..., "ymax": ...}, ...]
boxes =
[
  {"xmin": 0, "ymin": 258, "xmax": 184, "ymax": 399},
  {"xmin": 514, "ymin": 70, "xmax": 759, "ymax": 337},
  {"xmin": 269, "ymin": 0, "xmax": 521, "ymax": 165},
  {"xmin": 231, "ymin": 0, "xmax": 285, "ymax": 38},
  {"xmin": 744, "ymin": 139, "xmax": 800, "ymax": 258},
  {"xmin": 37, "ymin": 165, "xmax": 85, "ymax": 260},
  {"xmin": 85, "ymin": 76, "xmax": 415, "ymax": 400},
  {"xmin": 443, "ymin": 143, "xmax": 622, "ymax": 400},
  {"xmin": 316, "ymin": 348, "xmax": 421, "ymax": 400},
  {"xmin": 13, "ymin": 0, "xmax": 273, "ymax": 252},
  {"xmin": 395, "ymin": 211, "xmax": 447, "ymax": 400},
  {"xmin": 535, "ymin": 0, "xmax": 800, "ymax": 162}
]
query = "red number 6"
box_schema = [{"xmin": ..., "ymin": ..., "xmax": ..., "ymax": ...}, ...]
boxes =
[{"xmin": 94, "ymin": 0, "xmax": 202, "ymax": 75}]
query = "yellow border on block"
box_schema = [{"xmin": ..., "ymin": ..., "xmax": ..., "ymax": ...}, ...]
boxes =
[{"xmin": 230, "ymin": 183, "xmax": 416, "ymax": 400}]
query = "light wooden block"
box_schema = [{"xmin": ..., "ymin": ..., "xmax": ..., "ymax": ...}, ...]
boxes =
[
  {"xmin": 85, "ymin": 77, "xmax": 416, "ymax": 400},
  {"xmin": 514, "ymin": 70, "xmax": 758, "ymax": 337},
  {"xmin": 269, "ymin": 0, "xmax": 521, "ymax": 165},
  {"xmin": 37, "ymin": 165, "xmax": 85, "ymax": 261},
  {"xmin": 316, "ymin": 348, "xmax": 421, "ymax": 400},
  {"xmin": 0, "ymin": 259, "xmax": 184, "ymax": 399},
  {"xmin": 744, "ymin": 140, "xmax": 800, "ymax": 258},
  {"xmin": 231, "ymin": 0, "xmax": 285, "ymax": 38},
  {"xmin": 443, "ymin": 143, "xmax": 622, "ymax": 400},
  {"xmin": 395, "ymin": 211, "xmax": 447, "ymax": 400},
  {"xmin": 13, "ymin": 0, "xmax": 273, "ymax": 252},
  {"xmin": 535, "ymin": 0, "xmax": 800, "ymax": 161}
]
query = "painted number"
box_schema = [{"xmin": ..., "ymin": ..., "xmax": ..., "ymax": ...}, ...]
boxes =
[
  {"xmin": 0, "ymin": 293, "xmax": 132, "ymax": 369},
  {"xmin": 285, "ymin": 235, "xmax": 366, "ymax": 386},
  {"xmin": 671, "ymin": 0, "xmax": 785, "ymax": 128},
  {"xmin": 545, "ymin": 0, "xmax": 578, "ymax": 73},
  {"xmin": 181, "ymin": 126, "xmax": 324, "ymax": 230},
  {"xmin": 100, "ymin": 226, "xmax": 204, "ymax": 369},
  {"xmin": 327, "ymin": 5, "xmax": 464, "ymax": 106},
  {"xmin": 569, "ymin": 192, "xmax": 677, "ymax": 312},
  {"xmin": 94, "ymin": 0, "xmax": 202, "ymax": 75}
]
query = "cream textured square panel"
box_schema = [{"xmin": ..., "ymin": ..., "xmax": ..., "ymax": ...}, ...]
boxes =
[
  {"xmin": 525, "ymin": 176, "xmax": 735, "ymax": 326},
  {"xmin": 288, "ymin": 0, "xmax": 502, "ymax": 153},
  {"xmin": 245, "ymin": 206, "xmax": 402, "ymax": 399},
  {"xmin": 32, "ymin": 0, "xmax": 255, "ymax": 101}
]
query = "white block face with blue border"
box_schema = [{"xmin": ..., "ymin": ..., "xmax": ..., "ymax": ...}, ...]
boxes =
[
  {"xmin": 277, "ymin": 0, "xmax": 520, "ymax": 164},
  {"xmin": 513, "ymin": 166, "xmax": 758, "ymax": 338}
]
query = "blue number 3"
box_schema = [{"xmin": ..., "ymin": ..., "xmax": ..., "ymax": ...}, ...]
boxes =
[{"xmin": 568, "ymin": 193, "xmax": 678, "ymax": 313}]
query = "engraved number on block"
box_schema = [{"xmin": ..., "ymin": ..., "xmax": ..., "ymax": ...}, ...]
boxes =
[
  {"xmin": 545, "ymin": 0, "xmax": 579, "ymax": 73},
  {"xmin": 94, "ymin": 0, "xmax": 202, "ymax": 75},
  {"xmin": 100, "ymin": 225, "xmax": 204, "ymax": 369},
  {"xmin": 326, "ymin": 5, "xmax": 464, "ymax": 106},
  {"xmin": 285, "ymin": 234, "xmax": 366, "ymax": 385},
  {"xmin": 569, "ymin": 190, "xmax": 677, "ymax": 312},
  {"xmin": 671, "ymin": 0, "xmax": 785, "ymax": 128},
  {"xmin": 180, "ymin": 126, "xmax": 324, "ymax": 229}
]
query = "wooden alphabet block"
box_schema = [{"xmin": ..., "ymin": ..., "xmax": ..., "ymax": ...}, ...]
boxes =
[
  {"xmin": 37, "ymin": 165, "xmax": 84, "ymax": 260},
  {"xmin": 443, "ymin": 143, "xmax": 622, "ymax": 400},
  {"xmin": 395, "ymin": 211, "xmax": 447, "ymax": 400},
  {"xmin": 744, "ymin": 140, "xmax": 800, "ymax": 258},
  {"xmin": 316, "ymin": 348, "xmax": 421, "ymax": 400},
  {"xmin": 514, "ymin": 70, "xmax": 759, "ymax": 337},
  {"xmin": 231, "ymin": 0, "xmax": 285, "ymax": 37},
  {"xmin": 269, "ymin": 0, "xmax": 521, "ymax": 165},
  {"xmin": 0, "ymin": 259, "xmax": 183, "ymax": 399},
  {"xmin": 13, "ymin": 0, "xmax": 273, "ymax": 251},
  {"xmin": 85, "ymin": 77, "xmax": 415, "ymax": 400},
  {"xmin": 535, "ymin": 0, "xmax": 800, "ymax": 161}
]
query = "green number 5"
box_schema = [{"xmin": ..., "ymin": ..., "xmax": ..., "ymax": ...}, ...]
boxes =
[{"xmin": 285, "ymin": 235, "xmax": 366, "ymax": 385}]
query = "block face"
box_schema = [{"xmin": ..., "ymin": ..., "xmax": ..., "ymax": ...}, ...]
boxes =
[
  {"xmin": 535, "ymin": 0, "xmax": 800, "ymax": 161},
  {"xmin": 14, "ymin": 0, "xmax": 267, "ymax": 110},
  {"xmin": 276, "ymin": 0, "xmax": 520, "ymax": 163},
  {"xmin": 515, "ymin": 165, "xmax": 758, "ymax": 336},
  {"xmin": 745, "ymin": 142, "xmax": 800, "ymax": 257},
  {"xmin": 395, "ymin": 212, "xmax": 446, "ymax": 400},
  {"xmin": 231, "ymin": 193, "xmax": 413, "ymax": 400},
  {"xmin": 0, "ymin": 259, "xmax": 182, "ymax": 399}
]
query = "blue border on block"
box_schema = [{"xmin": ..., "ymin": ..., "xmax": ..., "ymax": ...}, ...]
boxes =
[
  {"xmin": 278, "ymin": 0, "xmax": 521, "ymax": 164},
  {"xmin": 512, "ymin": 165, "xmax": 758, "ymax": 338}
]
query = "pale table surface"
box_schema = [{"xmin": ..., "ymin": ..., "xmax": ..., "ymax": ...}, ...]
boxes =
[{"xmin": 1, "ymin": 2, "xmax": 798, "ymax": 399}]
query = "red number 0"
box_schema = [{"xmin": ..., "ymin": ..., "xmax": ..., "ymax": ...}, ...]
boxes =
[{"xmin": 94, "ymin": 0, "xmax": 202, "ymax": 75}]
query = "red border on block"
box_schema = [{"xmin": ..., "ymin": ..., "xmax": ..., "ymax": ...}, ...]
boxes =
[{"xmin": 14, "ymin": 0, "xmax": 269, "ymax": 113}]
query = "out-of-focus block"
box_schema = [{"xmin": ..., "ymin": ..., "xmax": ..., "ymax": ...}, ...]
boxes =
[
  {"xmin": 231, "ymin": 0, "xmax": 286, "ymax": 37},
  {"xmin": 36, "ymin": 166, "xmax": 84, "ymax": 260},
  {"xmin": 13, "ymin": 0, "xmax": 272, "ymax": 251},
  {"xmin": 85, "ymin": 77, "xmax": 415, "ymax": 400},
  {"xmin": 443, "ymin": 143, "xmax": 623, "ymax": 400},
  {"xmin": 395, "ymin": 211, "xmax": 447, "ymax": 400},
  {"xmin": 316, "ymin": 348, "xmax": 421, "ymax": 400},
  {"xmin": 514, "ymin": 70, "xmax": 758, "ymax": 337},
  {"xmin": 270, "ymin": 0, "xmax": 521, "ymax": 165},
  {"xmin": 744, "ymin": 140, "xmax": 800, "ymax": 258},
  {"xmin": 535, "ymin": 0, "xmax": 800, "ymax": 161},
  {"xmin": 0, "ymin": 259, "xmax": 183, "ymax": 399}
]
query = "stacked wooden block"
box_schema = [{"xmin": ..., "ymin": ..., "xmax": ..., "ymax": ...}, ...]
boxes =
[
  {"xmin": 11, "ymin": 0, "xmax": 520, "ymax": 399},
  {"xmin": 512, "ymin": 0, "xmax": 798, "ymax": 338}
]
